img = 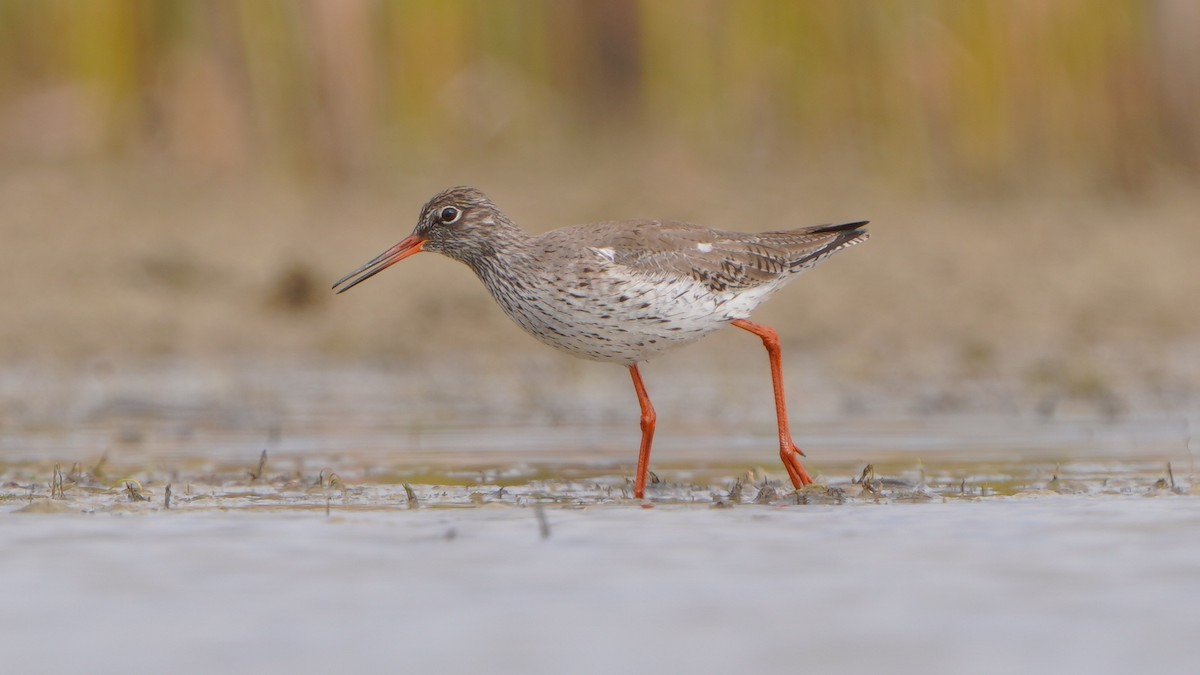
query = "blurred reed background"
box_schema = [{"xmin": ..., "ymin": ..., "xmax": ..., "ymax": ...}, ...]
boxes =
[
  {"xmin": 1, "ymin": 0, "xmax": 1198, "ymax": 416},
  {"xmin": 3, "ymin": 0, "xmax": 1198, "ymax": 187}
]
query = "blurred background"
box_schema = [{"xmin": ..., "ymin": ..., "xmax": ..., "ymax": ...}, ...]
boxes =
[{"xmin": 2, "ymin": 0, "xmax": 1199, "ymax": 439}]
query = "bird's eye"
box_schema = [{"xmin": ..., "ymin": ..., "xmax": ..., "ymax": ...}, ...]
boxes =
[{"xmin": 440, "ymin": 206, "xmax": 461, "ymax": 224}]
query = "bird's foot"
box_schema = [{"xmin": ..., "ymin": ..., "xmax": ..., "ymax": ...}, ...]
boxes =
[{"xmin": 781, "ymin": 440, "xmax": 814, "ymax": 488}]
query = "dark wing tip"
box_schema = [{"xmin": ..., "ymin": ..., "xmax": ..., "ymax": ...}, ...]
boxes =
[{"xmin": 810, "ymin": 220, "xmax": 869, "ymax": 234}]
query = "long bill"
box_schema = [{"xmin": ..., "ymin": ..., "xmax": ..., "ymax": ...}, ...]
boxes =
[{"xmin": 331, "ymin": 234, "xmax": 426, "ymax": 294}]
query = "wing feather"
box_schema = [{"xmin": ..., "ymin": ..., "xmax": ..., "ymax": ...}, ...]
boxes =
[{"xmin": 576, "ymin": 220, "xmax": 868, "ymax": 293}]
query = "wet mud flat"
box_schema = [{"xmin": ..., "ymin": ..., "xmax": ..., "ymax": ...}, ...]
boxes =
[{"xmin": 0, "ymin": 449, "xmax": 1195, "ymax": 512}]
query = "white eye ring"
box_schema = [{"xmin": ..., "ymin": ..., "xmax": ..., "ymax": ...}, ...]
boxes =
[{"xmin": 440, "ymin": 206, "xmax": 461, "ymax": 224}]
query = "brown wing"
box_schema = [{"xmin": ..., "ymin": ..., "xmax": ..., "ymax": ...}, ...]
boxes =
[{"xmin": 587, "ymin": 220, "xmax": 869, "ymax": 293}]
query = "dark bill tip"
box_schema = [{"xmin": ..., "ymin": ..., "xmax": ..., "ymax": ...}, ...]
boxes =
[{"xmin": 331, "ymin": 235, "xmax": 426, "ymax": 294}]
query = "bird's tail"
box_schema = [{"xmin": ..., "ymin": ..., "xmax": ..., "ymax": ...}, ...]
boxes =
[{"xmin": 761, "ymin": 220, "xmax": 870, "ymax": 271}]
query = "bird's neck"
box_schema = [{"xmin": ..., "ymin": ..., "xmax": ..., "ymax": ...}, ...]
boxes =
[{"xmin": 457, "ymin": 218, "xmax": 536, "ymax": 281}]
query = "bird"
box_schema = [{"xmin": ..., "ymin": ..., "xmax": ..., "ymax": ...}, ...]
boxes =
[{"xmin": 333, "ymin": 186, "xmax": 868, "ymax": 499}]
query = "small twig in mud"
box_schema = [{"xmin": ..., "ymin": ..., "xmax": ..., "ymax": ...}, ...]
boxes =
[
  {"xmin": 1152, "ymin": 463, "xmax": 1178, "ymax": 492},
  {"xmin": 857, "ymin": 464, "xmax": 883, "ymax": 496},
  {"xmin": 857, "ymin": 464, "xmax": 875, "ymax": 484},
  {"xmin": 124, "ymin": 480, "xmax": 150, "ymax": 502},
  {"xmin": 314, "ymin": 470, "xmax": 325, "ymax": 488},
  {"xmin": 248, "ymin": 450, "xmax": 268, "ymax": 481},
  {"xmin": 648, "ymin": 471, "xmax": 660, "ymax": 486},
  {"xmin": 534, "ymin": 503, "xmax": 551, "ymax": 539},
  {"xmin": 326, "ymin": 496, "xmax": 331, "ymax": 517},
  {"xmin": 727, "ymin": 477, "xmax": 744, "ymax": 503},
  {"xmin": 753, "ymin": 484, "xmax": 778, "ymax": 504},
  {"xmin": 164, "ymin": 484, "xmax": 172, "ymax": 509},
  {"xmin": 51, "ymin": 465, "xmax": 64, "ymax": 499},
  {"xmin": 403, "ymin": 483, "xmax": 418, "ymax": 508}
]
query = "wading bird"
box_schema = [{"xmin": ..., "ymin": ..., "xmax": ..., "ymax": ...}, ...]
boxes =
[{"xmin": 334, "ymin": 187, "xmax": 868, "ymax": 498}]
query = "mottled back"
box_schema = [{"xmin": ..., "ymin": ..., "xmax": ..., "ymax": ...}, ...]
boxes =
[{"xmin": 543, "ymin": 219, "xmax": 869, "ymax": 293}]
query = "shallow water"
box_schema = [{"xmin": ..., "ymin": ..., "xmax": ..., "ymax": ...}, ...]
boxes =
[
  {"xmin": 1, "ymin": 363, "xmax": 1198, "ymax": 674},
  {"xmin": 3, "ymin": 497, "xmax": 1199, "ymax": 674}
]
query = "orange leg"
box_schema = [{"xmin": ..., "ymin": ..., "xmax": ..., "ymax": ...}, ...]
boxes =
[
  {"xmin": 731, "ymin": 319, "xmax": 814, "ymax": 488},
  {"xmin": 628, "ymin": 364, "xmax": 657, "ymax": 499}
]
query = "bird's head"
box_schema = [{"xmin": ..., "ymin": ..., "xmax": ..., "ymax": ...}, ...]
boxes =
[{"xmin": 332, "ymin": 186, "xmax": 516, "ymax": 294}]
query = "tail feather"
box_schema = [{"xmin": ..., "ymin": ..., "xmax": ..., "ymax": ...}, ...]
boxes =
[
  {"xmin": 808, "ymin": 220, "xmax": 869, "ymax": 234},
  {"xmin": 776, "ymin": 221, "xmax": 870, "ymax": 270}
]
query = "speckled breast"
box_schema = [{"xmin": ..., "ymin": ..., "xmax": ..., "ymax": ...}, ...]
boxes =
[{"xmin": 473, "ymin": 257, "xmax": 783, "ymax": 365}]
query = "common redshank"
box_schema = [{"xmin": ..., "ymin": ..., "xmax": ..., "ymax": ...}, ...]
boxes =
[{"xmin": 333, "ymin": 187, "xmax": 868, "ymax": 498}]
